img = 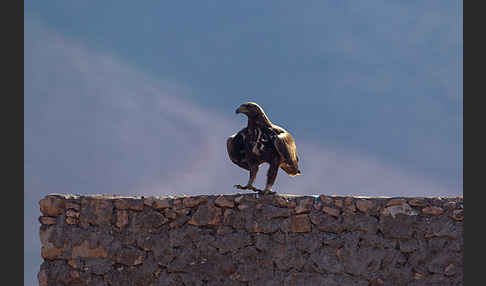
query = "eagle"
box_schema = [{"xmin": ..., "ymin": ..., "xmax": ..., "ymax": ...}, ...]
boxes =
[{"xmin": 227, "ymin": 102, "xmax": 302, "ymax": 195}]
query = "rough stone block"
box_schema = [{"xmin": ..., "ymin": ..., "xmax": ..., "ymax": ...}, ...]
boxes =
[{"xmin": 37, "ymin": 194, "xmax": 463, "ymax": 286}]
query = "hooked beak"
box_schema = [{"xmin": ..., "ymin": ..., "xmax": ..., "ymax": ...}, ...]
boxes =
[{"xmin": 235, "ymin": 106, "xmax": 246, "ymax": 114}]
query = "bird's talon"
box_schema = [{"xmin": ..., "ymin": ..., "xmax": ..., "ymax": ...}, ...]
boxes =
[
  {"xmin": 234, "ymin": 184, "xmax": 258, "ymax": 191},
  {"xmin": 259, "ymin": 189, "xmax": 276, "ymax": 195}
]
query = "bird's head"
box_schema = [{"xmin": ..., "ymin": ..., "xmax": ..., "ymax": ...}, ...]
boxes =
[
  {"xmin": 236, "ymin": 102, "xmax": 272, "ymax": 127},
  {"xmin": 235, "ymin": 102, "xmax": 264, "ymax": 117}
]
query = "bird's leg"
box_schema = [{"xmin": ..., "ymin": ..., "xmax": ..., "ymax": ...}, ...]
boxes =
[
  {"xmin": 261, "ymin": 162, "xmax": 278, "ymax": 195},
  {"xmin": 234, "ymin": 165, "xmax": 260, "ymax": 192}
]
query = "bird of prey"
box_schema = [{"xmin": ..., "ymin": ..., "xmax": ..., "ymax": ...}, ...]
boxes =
[{"xmin": 227, "ymin": 102, "xmax": 302, "ymax": 195}]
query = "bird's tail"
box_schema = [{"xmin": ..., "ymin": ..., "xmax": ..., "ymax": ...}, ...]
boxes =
[
  {"xmin": 287, "ymin": 169, "xmax": 303, "ymax": 176},
  {"xmin": 281, "ymin": 164, "xmax": 302, "ymax": 176}
]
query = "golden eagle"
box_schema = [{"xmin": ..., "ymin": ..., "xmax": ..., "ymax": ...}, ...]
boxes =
[{"xmin": 227, "ymin": 102, "xmax": 302, "ymax": 195}]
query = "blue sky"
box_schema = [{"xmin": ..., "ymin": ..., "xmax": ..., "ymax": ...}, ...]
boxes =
[{"xmin": 24, "ymin": 1, "xmax": 462, "ymax": 284}]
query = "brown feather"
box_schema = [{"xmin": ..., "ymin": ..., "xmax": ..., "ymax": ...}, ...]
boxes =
[
  {"xmin": 228, "ymin": 102, "xmax": 302, "ymax": 193},
  {"xmin": 227, "ymin": 132, "xmax": 250, "ymax": 170},
  {"xmin": 271, "ymin": 126, "xmax": 301, "ymax": 175}
]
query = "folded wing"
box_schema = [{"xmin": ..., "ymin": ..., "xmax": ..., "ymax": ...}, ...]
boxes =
[
  {"xmin": 271, "ymin": 126, "xmax": 302, "ymax": 176},
  {"xmin": 227, "ymin": 131, "xmax": 250, "ymax": 170}
]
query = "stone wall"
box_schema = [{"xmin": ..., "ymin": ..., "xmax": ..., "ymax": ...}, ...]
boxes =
[{"xmin": 38, "ymin": 193, "xmax": 463, "ymax": 286}]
